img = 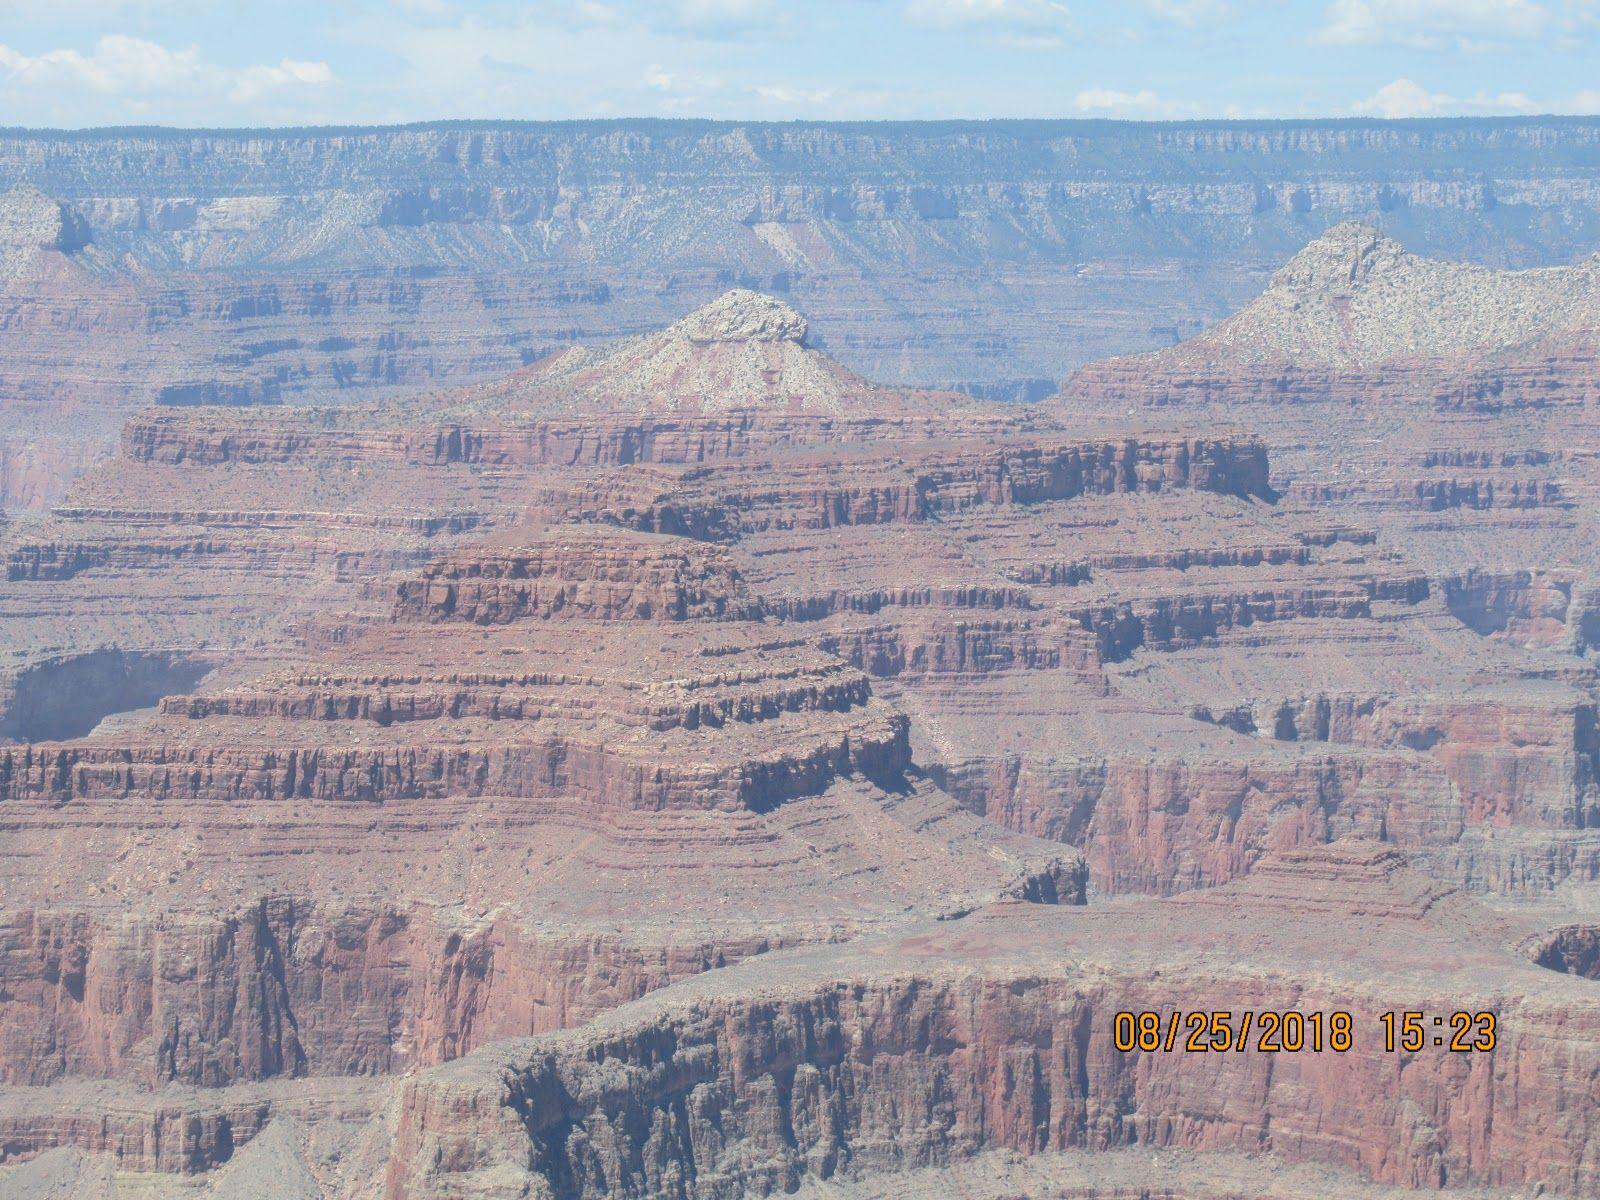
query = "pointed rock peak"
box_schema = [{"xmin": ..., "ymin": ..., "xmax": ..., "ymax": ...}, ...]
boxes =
[
  {"xmin": 1271, "ymin": 221, "xmax": 1405, "ymax": 296},
  {"xmin": 672, "ymin": 289, "xmax": 809, "ymax": 345},
  {"xmin": 464, "ymin": 284, "xmax": 960, "ymax": 420}
]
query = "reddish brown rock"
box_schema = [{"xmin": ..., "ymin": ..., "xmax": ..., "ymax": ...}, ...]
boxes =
[
  {"xmin": 385, "ymin": 845, "xmax": 1600, "ymax": 1199},
  {"xmin": 5, "ymin": 272, "xmax": 1600, "ymax": 1199},
  {"xmin": 390, "ymin": 529, "xmax": 758, "ymax": 624}
]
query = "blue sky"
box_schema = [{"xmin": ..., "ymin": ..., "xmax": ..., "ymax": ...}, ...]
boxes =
[{"xmin": 0, "ymin": 1, "xmax": 1597, "ymax": 128}]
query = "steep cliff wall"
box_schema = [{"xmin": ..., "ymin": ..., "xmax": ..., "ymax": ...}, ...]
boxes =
[
  {"xmin": 385, "ymin": 848, "xmax": 1600, "ymax": 1199},
  {"xmin": 393, "ymin": 969, "xmax": 1600, "ymax": 1199},
  {"xmin": 6, "ymin": 118, "xmax": 1600, "ymax": 509},
  {"xmin": 0, "ymin": 900, "xmax": 790, "ymax": 1088}
]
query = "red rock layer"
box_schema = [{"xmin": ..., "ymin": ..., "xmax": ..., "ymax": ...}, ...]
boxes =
[{"xmin": 385, "ymin": 849, "xmax": 1600, "ymax": 1199}]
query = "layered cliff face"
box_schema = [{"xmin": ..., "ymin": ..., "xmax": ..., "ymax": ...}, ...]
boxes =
[
  {"xmin": 1171, "ymin": 221, "xmax": 1600, "ymax": 372},
  {"xmin": 7, "ymin": 276, "xmax": 1600, "ymax": 1197},
  {"xmin": 6, "ymin": 117, "xmax": 1600, "ymax": 508},
  {"xmin": 1048, "ymin": 230, "xmax": 1600, "ymax": 906},
  {"xmin": 387, "ymin": 846, "xmax": 1600, "ymax": 1200},
  {"xmin": 1067, "ymin": 221, "xmax": 1600, "ymax": 411}
]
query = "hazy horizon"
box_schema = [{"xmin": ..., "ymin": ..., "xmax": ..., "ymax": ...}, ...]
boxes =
[
  {"xmin": 2, "ymin": 1, "xmax": 1597, "ymax": 129},
  {"xmin": 6, "ymin": 112, "xmax": 1600, "ymax": 136},
  {"xmin": 1, "ymin": 113, "xmax": 1598, "ymax": 139}
]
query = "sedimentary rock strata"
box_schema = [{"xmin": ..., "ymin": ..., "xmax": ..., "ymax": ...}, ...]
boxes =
[
  {"xmin": 1068, "ymin": 221, "xmax": 1600, "ymax": 412},
  {"xmin": 6, "ymin": 265, "xmax": 1600, "ymax": 1197},
  {"xmin": 6, "ymin": 118, "xmax": 1600, "ymax": 510},
  {"xmin": 1047, "ymin": 227, "xmax": 1600, "ymax": 906},
  {"xmin": 387, "ymin": 846, "xmax": 1600, "ymax": 1200}
]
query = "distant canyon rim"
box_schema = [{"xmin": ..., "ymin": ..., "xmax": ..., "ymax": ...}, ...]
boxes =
[{"xmin": 3, "ymin": 116, "xmax": 1600, "ymax": 512}]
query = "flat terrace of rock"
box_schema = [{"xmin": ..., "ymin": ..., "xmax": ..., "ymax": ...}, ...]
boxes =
[
  {"xmin": 385, "ymin": 842, "xmax": 1600, "ymax": 1200},
  {"xmin": 5, "ymin": 255, "xmax": 1600, "ymax": 1199}
]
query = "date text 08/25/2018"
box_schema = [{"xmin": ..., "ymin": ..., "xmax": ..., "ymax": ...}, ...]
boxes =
[{"xmin": 1113, "ymin": 1010, "xmax": 1498, "ymax": 1054}]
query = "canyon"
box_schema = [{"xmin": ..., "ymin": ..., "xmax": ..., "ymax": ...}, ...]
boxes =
[
  {"xmin": 3, "ymin": 155, "xmax": 1600, "ymax": 1197},
  {"xmin": 5, "ymin": 117, "xmax": 1600, "ymax": 510}
]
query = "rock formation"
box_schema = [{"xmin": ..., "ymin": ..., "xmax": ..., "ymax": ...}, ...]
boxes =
[
  {"xmin": 387, "ymin": 846, "xmax": 1600, "ymax": 1200},
  {"xmin": 5, "ymin": 117, "xmax": 1600, "ymax": 509},
  {"xmin": 1068, "ymin": 221, "xmax": 1600, "ymax": 410},
  {"xmin": 6, "ymin": 260, "xmax": 1600, "ymax": 1198}
]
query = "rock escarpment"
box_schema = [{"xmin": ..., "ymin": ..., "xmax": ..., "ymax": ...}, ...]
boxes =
[
  {"xmin": 1045, "ymin": 226, "xmax": 1600, "ymax": 902},
  {"xmin": 7, "ymin": 117, "xmax": 1600, "ymax": 509},
  {"xmin": 7, "ymin": 272, "xmax": 1600, "ymax": 1198},
  {"xmin": 387, "ymin": 847, "xmax": 1600, "ymax": 1200},
  {"xmin": 1068, "ymin": 222, "xmax": 1600, "ymax": 411},
  {"xmin": 0, "ymin": 296, "xmax": 1095, "ymax": 1158},
  {"xmin": 389, "ymin": 530, "xmax": 760, "ymax": 624}
]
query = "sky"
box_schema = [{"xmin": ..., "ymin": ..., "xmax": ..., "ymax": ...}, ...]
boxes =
[{"xmin": 0, "ymin": 0, "xmax": 1597, "ymax": 129}]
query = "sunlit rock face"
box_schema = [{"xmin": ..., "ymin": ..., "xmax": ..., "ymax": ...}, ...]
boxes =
[
  {"xmin": 6, "ymin": 117, "xmax": 1600, "ymax": 509},
  {"xmin": 6, "ymin": 223, "xmax": 1600, "ymax": 1199},
  {"xmin": 1065, "ymin": 222, "xmax": 1600, "ymax": 411}
]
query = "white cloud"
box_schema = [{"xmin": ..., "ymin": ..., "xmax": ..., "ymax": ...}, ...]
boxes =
[
  {"xmin": 230, "ymin": 59, "xmax": 334, "ymax": 104},
  {"xmin": 1489, "ymin": 89, "xmax": 1541, "ymax": 111},
  {"xmin": 0, "ymin": 36, "xmax": 333, "ymax": 123},
  {"xmin": 904, "ymin": 0, "xmax": 1071, "ymax": 30},
  {"xmin": 1352, "ymin": 77, "xmax": 1451, "ymax": 115},
  {"xmin": 1353, "ymin": 76, "xmax": 1555, "ymax": 116},
  {"xmin": 0, "ymin": 35, "xmax": 203, "ymax": 95},
  {"xmin": 1072, "ymin": 86, "xmax": 1194, "ymax": 116},
  {"xmin": 1317, "ymin": 0, "xmax": 1550, "ymax": 48}
]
